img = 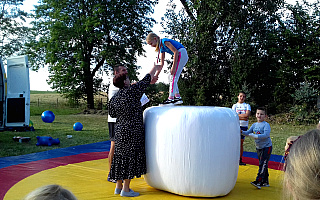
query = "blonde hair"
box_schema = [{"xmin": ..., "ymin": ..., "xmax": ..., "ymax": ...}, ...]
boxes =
[
  {"xmin": 23, "ymin": 184, "xmax": 77, "ymax": 200},
  {"xmin": 283, "ymin": 129, "xmax": 320, "ymax": 200},
  {"xmin": 146, "ymin": 32, "xmax": 160, "ymax": 52}
]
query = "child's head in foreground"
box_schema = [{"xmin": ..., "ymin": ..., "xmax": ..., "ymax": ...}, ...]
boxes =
[
  {"xmin": 23, "ymin": 184, "xmax": 77, "ymax": 200},
  {"xmin": 283, "ymin": 129, "xmax": 320, "ymax": 200}
]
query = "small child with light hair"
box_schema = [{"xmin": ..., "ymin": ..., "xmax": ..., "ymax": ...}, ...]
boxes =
[
  {"xmin": 23, "ymin": 184, "xmax": 77, "ymax": 200},
  {"xmin": 283, "ymin": 129, "xmax": 320, "ymax": 200}
]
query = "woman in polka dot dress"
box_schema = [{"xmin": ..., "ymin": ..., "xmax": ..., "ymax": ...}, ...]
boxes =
[{"xmin": 108, "ymin": 64, "xmax": 159, "ymax": 197}]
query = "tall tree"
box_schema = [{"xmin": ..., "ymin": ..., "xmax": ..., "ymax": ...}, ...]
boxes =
[
  {"xmin": 0, "ymin": 0, "xmax": 29, "ymax": 59},
  {"xmin": 25, "ymin": 0, "xmax": 157, "ymax": 108},
  {"xmin": 162, "ymin": 0, "xmax": 284, "ymax": 106},
  {"xmin": 265, "ymin": 1, "xmax": 320, "ymax": 112},
  {"xmin": 163, "ymin": 0, "xmax": 320, "ymax": 115}
]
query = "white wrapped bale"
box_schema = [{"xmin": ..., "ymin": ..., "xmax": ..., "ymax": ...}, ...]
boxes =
[{"xmin": 144, "ymin": 106, "xmax": 240, "ymax": 197}]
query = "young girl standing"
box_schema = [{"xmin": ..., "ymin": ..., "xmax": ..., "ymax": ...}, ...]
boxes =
[{"xmin": 146, "ymin": 32, "xmax": 188, "ymax": 105}]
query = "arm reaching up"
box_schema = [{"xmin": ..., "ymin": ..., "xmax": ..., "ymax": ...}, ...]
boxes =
[{"xmin": 149, "ymin": 63, "xmax": 160, "ymax": 83}]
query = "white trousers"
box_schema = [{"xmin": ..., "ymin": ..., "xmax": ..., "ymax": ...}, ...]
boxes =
[{"xmin": 168, "ymin": 48, "xmax": 188, "ymax": 97}]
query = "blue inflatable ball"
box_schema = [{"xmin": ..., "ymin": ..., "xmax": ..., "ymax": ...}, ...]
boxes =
[
  {"xmin": 73, "ymin": 122, "xmax": 83, "ymax": 131},
  {"xmin": 41, "ymin": 110, "xmax": 55, "ymax": 123},
  {"xmin": 36, "ymin": 136, "xmax": 60, "ymax": 146}
]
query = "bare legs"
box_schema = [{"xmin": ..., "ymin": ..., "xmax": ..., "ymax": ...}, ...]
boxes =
[
  {"xmin": 240, "ymin": 139, "xmax": 246, "ymax": 165},
  {"xmin": 108, "ymin": 141, "xmax": 115, "ymax": 171},
  {"xmin": 116, "ymin": 179, "xmax": 139, "ymax": 197},
  {"xmin": 115, "ymin": 179, "xmax": 131, "ymax": 192}
]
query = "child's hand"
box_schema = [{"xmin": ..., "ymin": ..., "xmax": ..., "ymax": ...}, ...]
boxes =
[{"xmin": 248, "ymin": 133, "xmax": 258, "ymax": 139}]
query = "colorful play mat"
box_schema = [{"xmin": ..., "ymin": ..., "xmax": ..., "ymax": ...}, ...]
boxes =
[{"xmin": 0, "ymin": 141, "xmax": 284, "ymax": 200}]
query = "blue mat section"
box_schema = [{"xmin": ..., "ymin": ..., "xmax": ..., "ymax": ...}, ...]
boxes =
[
  {"xmin": 0, "ymin": 141, "xmax": 111, "ymax": 169},
  {"xmin": 0, "ymin": 141, "xmax": 284, "ymax": 169},
  {"xmin": 243, "ymin": 151, "xmax": 285, "ymax": 163}
]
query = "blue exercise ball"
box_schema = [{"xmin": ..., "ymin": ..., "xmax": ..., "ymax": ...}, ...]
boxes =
[
  {"xmin": 73, "ymin": 122, "xmax": 83, "ymax": 131},
  {"xmin": 41, "ymin": 110, "xmax": 55, "ymax": 123}
]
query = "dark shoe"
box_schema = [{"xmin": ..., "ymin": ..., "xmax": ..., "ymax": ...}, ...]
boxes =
[
  {"xmin": 250, "ymin": 181, "xmax": 261, "ymax": 189},
  {"xmin": 160, "ymin": 99, "xmax": 175, "ymax": 105},
  {"xmin": 239, "ymin": 160, "xmax": 246, "ymax": 166},
  {"xmin": 261, "ymin": 182, "xmax": 270, "ymax": 187},
  {"xmin": 174, "ymin": 97, "xmax": 183, "ymax": 105}
]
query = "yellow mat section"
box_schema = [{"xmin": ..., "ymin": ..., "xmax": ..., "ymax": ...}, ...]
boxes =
[{"xmin": 5, "ymin": 159, "xmax": 283, "ymax": 200}]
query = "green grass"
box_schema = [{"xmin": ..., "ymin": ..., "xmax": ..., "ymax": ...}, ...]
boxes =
[
  {"xmin": 1, "ymin": 114, "xmax": 316, "ymax": 157},
  {"xmin": 0, "ymin": 91, "xmax": 109, "ymax": 157},
  {"xmin": 243, "ymin": 123, "xmax": 316, "ymax": 156},
  {"xmin": 0, "ymin": 91, "xmax": 317, "ymax": 157},
  {"xmin": 0, "ymin": 114, "xmax": 109, "ymax": 157}
]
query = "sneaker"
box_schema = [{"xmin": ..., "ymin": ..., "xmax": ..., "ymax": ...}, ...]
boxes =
[
  {"xmin": 120, "ymin": 189, "xmax": 140, "ymax": 197},
  {"xmin": 174, "ymin": 97, "xmax": 183, "ymax": 105},
  {"xmin": 160, "ymin": 99, "xmax": 175, "ymax": 105},
  {"xmin": 239, "ymin": 161, "xmax": 246, "ymax": 166},
  {"xmin": 250, "ymin": 181, "xmax": 261, "ymax": 189},
  {"xmin": 239, "ymin": 159, "xmax": 246, "ymax": 166},
  {"xmin": 261, "ymin": 182, "xmax": 270, "ymax": 187}
]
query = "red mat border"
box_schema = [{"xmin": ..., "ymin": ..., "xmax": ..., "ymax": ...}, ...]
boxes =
[
  {"xmin": 0, "ymin": 151, "xmax": 108, "ymax": 199},
  {"xmin": 0, "ymin": 151, "xmax": 283, "ymax": 199}
]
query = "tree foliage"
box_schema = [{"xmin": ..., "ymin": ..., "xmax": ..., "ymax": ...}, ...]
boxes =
[
  {"xmin": 25, "ymin": 0, "xmax": 157, "ymax": 108},
  {"xmin": 290, "ymin": 82, "xmax": 320, "ymax": 124},
  {"xmin": 161, "ymin": 0, "xmax": 320, "ymax": 115},
  {"xmin": 0, "ymin": 0, "xmax": 29, "ymax": 60}
]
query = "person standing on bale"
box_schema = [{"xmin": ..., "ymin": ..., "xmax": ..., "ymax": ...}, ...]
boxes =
[{"xmin": 146, "ymin": 32, "xmax": 188, "ymax": 105}]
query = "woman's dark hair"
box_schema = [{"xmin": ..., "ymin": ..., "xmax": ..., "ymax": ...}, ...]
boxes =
[{"xmin": 113, "ymin": 73, "xmax": 127, "ymax": 89}]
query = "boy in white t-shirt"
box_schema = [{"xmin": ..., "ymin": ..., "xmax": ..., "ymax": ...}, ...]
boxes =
[{"xmin": 232, "ymin": 92, "xmax": 251, "ymax": 165}]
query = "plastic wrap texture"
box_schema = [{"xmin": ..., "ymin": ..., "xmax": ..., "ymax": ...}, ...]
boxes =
[{"xmin": 144, "ymin": 106, "xmax": 240, "ymax": 197}]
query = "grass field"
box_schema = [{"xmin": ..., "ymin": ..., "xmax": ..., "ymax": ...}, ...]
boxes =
[{"xmin": 0, "ymin": 91, "xmax": 317, "ymax": 157}]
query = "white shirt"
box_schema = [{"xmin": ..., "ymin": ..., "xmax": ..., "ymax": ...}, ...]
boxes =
[
  {"xmin": 108, "ymin": 83, "xmax": 119, "ymax": 122},
  {"xmin": 232, "ymin": 102, "xmax": 251, "ymax": 127}
]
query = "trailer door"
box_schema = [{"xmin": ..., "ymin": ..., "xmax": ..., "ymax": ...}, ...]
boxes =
[
  {"xmin": 0, "ymin": 57, "xmax": 5, "ymax": 130},
  {"xmin": 6, "ymin": 55, "xmax": 30, "ymax": 128}
]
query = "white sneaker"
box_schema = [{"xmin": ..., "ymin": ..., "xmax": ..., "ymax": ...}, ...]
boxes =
[
  {"xmin": 174, "ymin": 97, "xmax": 183, "ymax": 105},
  {"xmin": 160, "ymin": 99, "xmax": 175, "ymax": 105}
]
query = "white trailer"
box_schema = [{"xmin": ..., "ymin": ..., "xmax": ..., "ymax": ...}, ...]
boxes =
[
  {"xmin": 4, "ymin": 55, "xmax": 30, "ymax": 130},
  {"xmin": 0, "ymin": 58, "xmax": 5, "ymax": 130}
]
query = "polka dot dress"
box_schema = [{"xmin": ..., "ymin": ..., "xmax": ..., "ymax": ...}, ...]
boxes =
[{"xmin": 108, "ymin": 74, "xmax": 151, "ymax": 181}]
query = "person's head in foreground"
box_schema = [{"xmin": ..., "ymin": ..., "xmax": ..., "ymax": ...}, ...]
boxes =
[
  {"xmin": 283, "ymin": 129, "xmax": 320, "ymax": 200},
  {"xmin": 23, "ymin": 184, "xmax": 77, "ymax": 200}
]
